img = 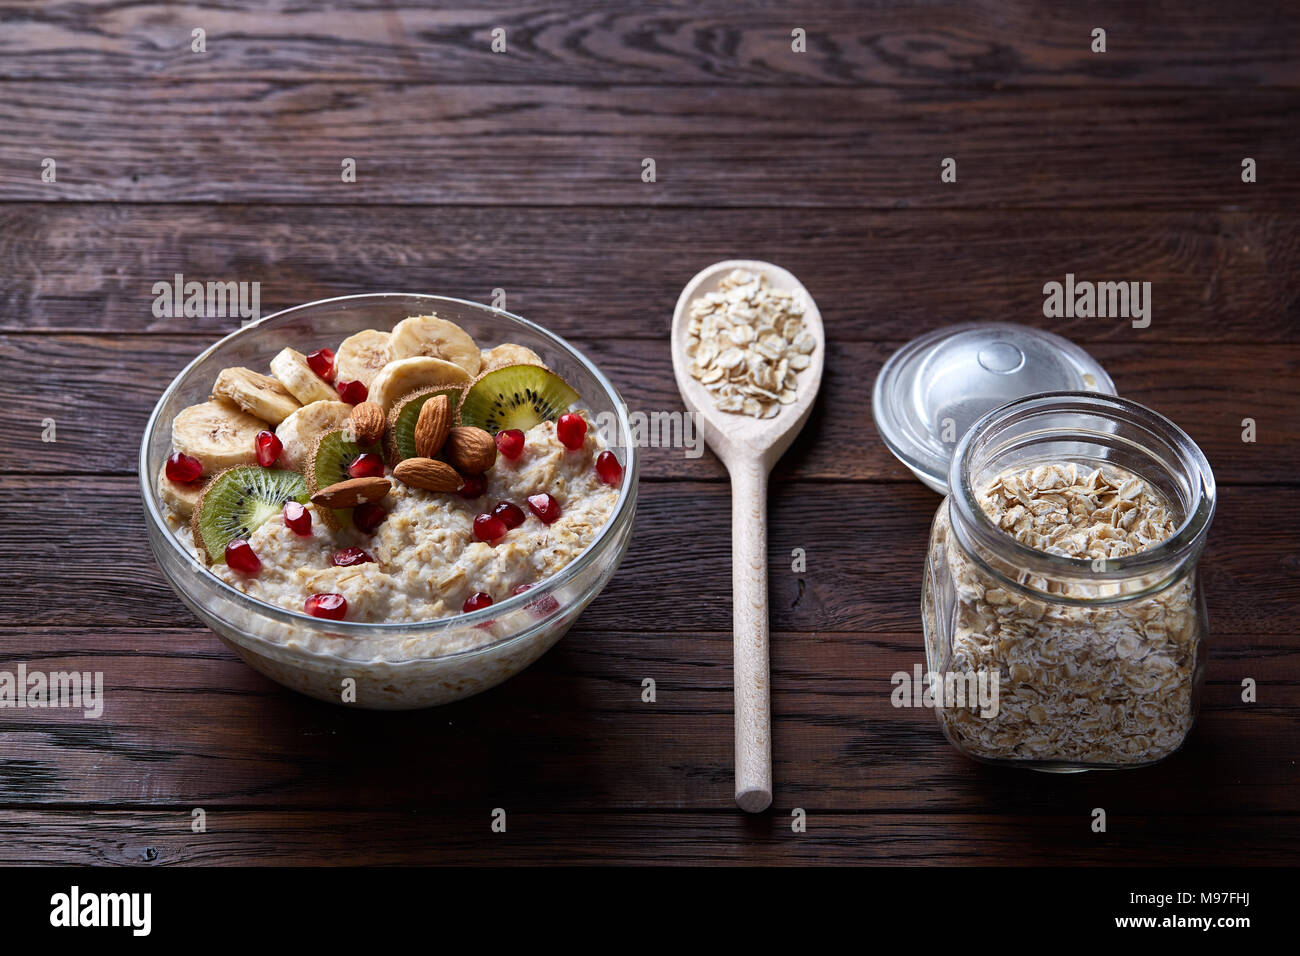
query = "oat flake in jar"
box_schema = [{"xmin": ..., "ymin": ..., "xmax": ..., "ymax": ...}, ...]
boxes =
[{"xmin": 923, "ymin": 392, "xmax": 1216, "ymax": 770}]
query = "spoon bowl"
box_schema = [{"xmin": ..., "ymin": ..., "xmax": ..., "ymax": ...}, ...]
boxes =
[
  {"xmin": 671, "ymin": 260, "xmax": 825, "ymax": 471},
  {"xmin": 670, "ymin": 259, "xmax": 825, "ymax": 812}
]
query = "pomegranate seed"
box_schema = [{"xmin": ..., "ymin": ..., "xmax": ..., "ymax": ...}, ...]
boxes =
[
  {"xmin": 225, "ymin": 539, "xmax": 261, "ymax": 574},
  {"xmin": 332, "ymin": 546, "xmax": 374, "ymax": 567},
  {"xmin": 595, "ymin": 450, "xmax": 623, "ymax": 486},
  {"xmin": 556, "ymin": 413, "xmax": 587, "ymax": 450},
  {"xmin": 337, "ymin": 379, "xmax": 368, "ymax": 405},
  {"xmin": 348, "ymin": 452, "xmax": 385, "ymax": 479},
  {"xmin": 306, "ymin": 347, "xmax": 336, "ymax": 382},
  {"xmin": 165, "ymin": 452, "xmax": 203, "ymax": 483},
  {"xmin": 496, "ymin": 428, "xmax": 525, "ymax": 460},
  {"xmin": 305, "ymin": 593, "xmax": 347, "ymax": 620},
  {"xmin": 527, "ymin": 493, "xmax": 562, "ymax": 525},
  {"xmin": 457, "ymin": 473, "xmax": 487, "ymax": 499},
  {"xmin": 511, "ymin": 583, "xmax": 560, "ymax": 616},
  {"xmin": 463, "ymin": 591, "xmax": 493, "ymax": 613},
  {"xmin": 255, "ymin": 430, "xmax": 282, "ymax": 467},
  {"xmin": 473, "ymin": 513, "xmax": 508, "ymax": 544},
  {"xmin": 353, "ymin": 501, "xmax": 386, "ymax": 533},
  {"xmin": 283, "ymin": 501, "xmax": 312, "ymax": 536},
  {"xmin": 493, "ymin": 500, "xmax": 526, "ymax": 529}
]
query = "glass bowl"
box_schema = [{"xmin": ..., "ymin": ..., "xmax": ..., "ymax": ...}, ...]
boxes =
[{"xmin": 139, "ymin": 293, "xmax": 639, "ymax": 710}]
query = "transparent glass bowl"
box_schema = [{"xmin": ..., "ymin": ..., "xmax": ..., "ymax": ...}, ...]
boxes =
[{"xmin": 140, "ymin": 294, "xmax": 639, "ymax": 710}]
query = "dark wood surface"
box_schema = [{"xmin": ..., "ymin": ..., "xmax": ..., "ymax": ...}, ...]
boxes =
[{"xmin": 0, "ymin": 2, "xmax": 1296, "ymax": 866}]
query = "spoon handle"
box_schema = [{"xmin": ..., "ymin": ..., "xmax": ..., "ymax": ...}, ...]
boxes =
[{"xmin": 730, "ymin": 458, "xmax": 772, "ymax": 813}]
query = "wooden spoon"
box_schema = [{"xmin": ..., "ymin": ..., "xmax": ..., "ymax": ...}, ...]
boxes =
[{"xmin": 670, "ymin": 259, "xmax": 825, "ymax": 813}]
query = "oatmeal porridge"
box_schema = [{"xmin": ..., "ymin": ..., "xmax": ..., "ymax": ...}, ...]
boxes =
[{"xmin": 159, "ymin": 313, "xmax": 624, "ymax": 627}]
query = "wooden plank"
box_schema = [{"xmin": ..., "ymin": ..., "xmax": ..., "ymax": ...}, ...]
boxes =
[
  {"xmin": 2, "ymin": 3, "xmax": 1297, "ymax": 867},
  {"xmin": 0, "ymin": 478, "xmax": 1294, "ymax": 636},
  {"xmin": 0, "ymin": 809, "xmax": 1293, "ymax": 865},
  {"xmin": 0, "ymin": 84, "xmax": 1294, "ymax": 207},
  {"xmin": 2, "ymin": 2, "xmax": 1296, "ymax": 88},
  {"xmin": 0, "ymin": 627, "xmax": 1292, "ymax": 813},
  {"xmin": 3, "ymin": 333, "xmax": 1296, "ymax": 483},
  {"xmin": 3, "ymin": 205, "xmax": 1297, "ymax": 341}
]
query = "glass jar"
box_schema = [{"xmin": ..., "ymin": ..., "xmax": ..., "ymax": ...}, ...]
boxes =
[{"xmin": 922, "ymin": 392, "xmax": 1216, "ymax": 770}]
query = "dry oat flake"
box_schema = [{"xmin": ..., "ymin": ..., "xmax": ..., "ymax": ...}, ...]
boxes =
[
  {"xmin": 685, "ymin": 269, "xmax": 814, "ymax": 418},
  {"xmin": 927, "ymin": 462, "xmax": 1200, "ymax": 766}
]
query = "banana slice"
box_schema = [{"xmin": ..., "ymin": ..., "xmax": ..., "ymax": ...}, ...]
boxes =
[
  {"xmin": 271, "ymin": 347, "xmax": 339, "ymax": 405},
  {"xmin": 388, "ymin": 315, "xmax": 481, "ymax": 377},
  {"xmin": 368, "ymin": 356, "xmax": 472, "ymax": 412},
  {"xmin": 172, "ymin": 399, "xmax": 265, "ymax": 474},
  {"xmin": 480, "ymin": 342, "xmax": 546, "ymax": 372},
  {"xmin": 212, "ymin": 367, "xmax": 301, "ymax": 425},
  {"xmin": 335, "ymin": 329, "xmax": 392, "ymax": 387},
  {"xmin": 275, "ymin": 399, "xmax": 353, "ymax": 472},
  {"xmin": 158, "ymin": 463, "xmax": 206, "ymax": 519}
]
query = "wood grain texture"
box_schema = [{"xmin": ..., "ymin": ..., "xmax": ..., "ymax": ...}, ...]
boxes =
[
  {"xmin": 0, "ymin": 810, "xmax": 1294, "ymax": 866},
  {"xmin": 0, "ymin": 627, "xmax": 1293, "ymax": 817},
  {"xmin": 1, "ymin": 0, "xmax": 1297, "ymax": 867},
  {"xmin": 1, "ymin": 83, "xmax": 1295, "ymax": 207},
  {"xmin": 3, "ymin": 205, "xmax": 1297, "ymax": 341},
  {"xmin": 3, "ymin": 1, "xmax": 1296, "ymax": 88},
  {"xmin": 3, "ymin": 334, "xmax": 1297, "ymax": 483},
  {"xmin": 0, "ymin": 477, "xmax": 1295, "ymax": 637}
]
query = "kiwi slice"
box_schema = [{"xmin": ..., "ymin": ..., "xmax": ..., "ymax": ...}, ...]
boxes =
[
  {"xmin": 306, "ymin": 429, "xmax": 383, "ymax": 529},
  {"xmin": 385, "ymin": 385, "xmax": 463, "ymax": 462},
  {"xmin": 457, "ymin": 364, "xmax": 580, "ymax": 435},
  {"xmin": 192, "ymin": 466, "xmax": 308, "ymax": 563}
]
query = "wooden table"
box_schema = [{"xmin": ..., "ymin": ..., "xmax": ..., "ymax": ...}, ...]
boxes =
[{"xmin": 0, "ymin": 2, "xmax": 1296, "ymax": 865}]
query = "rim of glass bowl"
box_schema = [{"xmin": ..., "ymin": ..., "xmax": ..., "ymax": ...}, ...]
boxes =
[
  {"xmin": 139, "ymin": 292, "xmax": 640, "ymax": 661},
  {"xmin": 948, "ymin": 391, "xmax": 1216, "ymax": 594}
]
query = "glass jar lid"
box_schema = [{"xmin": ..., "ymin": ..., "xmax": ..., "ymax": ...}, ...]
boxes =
[{"xmin": 871, "ymin": 322, "xmax": 1115, "ymax": 494}]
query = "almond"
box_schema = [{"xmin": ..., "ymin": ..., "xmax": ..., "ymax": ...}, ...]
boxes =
[
  {"xmin": 349, "ymin": 401, "xmax": 386, "ymax": 446},
  {"xmin": 310, "ymin": 476, "xmax": 391, "ymax": 509},
  {"xmin": 414, "ymin": 394, "xmax": 452, "ymax": 459},
  {"xmin": 444, "ymin": 426, "xmax": 497, "ymax": 474},
  {"xmin": 393, "ymin": 457, "xmax": 464, "ymax": 493}
]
